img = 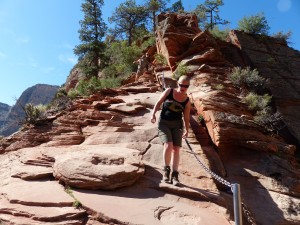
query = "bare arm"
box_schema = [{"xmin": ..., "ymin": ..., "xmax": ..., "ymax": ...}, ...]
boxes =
[
  {"xmin": 150, "ymin": 88, "xmax": 171, "ymax": 123},
  {"xmin": 182, "ymin": 100, "xmax": 191, "ymax": 138}
]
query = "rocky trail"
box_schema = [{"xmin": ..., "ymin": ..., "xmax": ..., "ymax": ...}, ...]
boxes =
[
  {"xmin": 0, "ymin": 80, "xmax": 234, "ymax": 225},
  {"xmin": 1, "ymin": 12, "xmax": 300, "ymax": 225}
]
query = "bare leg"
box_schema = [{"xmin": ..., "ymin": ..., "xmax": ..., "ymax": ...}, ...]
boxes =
[
  {"xmin": 170, "ymin": 145, "xmax": 181, "ymax": 186},
  {"xmin": 173, "ymin": 146, "xmax": 180, "ymax": 171},
  {"xmin": 162, "ymin": 142, "xmax": 173, "ymax": 182},
  {"xmin": 172, "ymin": 145, "xmax": 181, "ymax": 171},
  {"xmin": 163, "ymin": 142, "xmax": 173, "ymax": 166}
]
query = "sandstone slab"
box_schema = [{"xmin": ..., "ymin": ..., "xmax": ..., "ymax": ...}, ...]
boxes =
[
  {"xmin": 53, "ymin": 146, "xmax": 144, "ymax": 190},
  {"xmin": 73, "ymin": 186, "xmax": 231, "ymax": 225},
  {"xmin": 2, "ymin": 180, "xmax": 74, "ymax": 207},
  {"xmin": 0, "ymin": 196, "xmax": 85, "ymax": 225}
]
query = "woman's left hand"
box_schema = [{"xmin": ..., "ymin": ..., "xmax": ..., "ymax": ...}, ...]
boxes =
[
  {"xmin": 182, "ymin": 131, "xmax": 188, "ymax": 139},
  {"xmin": 150, "ymin": 114, "xmax": 156, "ymax": 124}
]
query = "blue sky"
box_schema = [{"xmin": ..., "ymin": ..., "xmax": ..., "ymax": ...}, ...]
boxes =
[{"xmin": 0, "ymin": 0, "xmax": 299, "ymax": 106}]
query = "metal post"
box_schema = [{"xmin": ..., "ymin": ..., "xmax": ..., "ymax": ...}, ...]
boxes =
[{"xmin": 232, "ymin": 183, "xmax": 243, "ymax": 225}]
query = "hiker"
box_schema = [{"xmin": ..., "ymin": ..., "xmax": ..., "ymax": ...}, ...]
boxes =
[
  {"xmin": 134, "ymin": 53, "xmax": 151, "ymax": 80},
  {"xmin": 150, "ymin": 75, "xmax": 191, "ymax": 186}
]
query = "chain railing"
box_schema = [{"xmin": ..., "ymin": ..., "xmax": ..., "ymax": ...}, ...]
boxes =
[
  {"xmin": 185, "ymin": 138, "xmax": 231, "ymax": 188},
  {"xmin": 241, "ymin": 202, "xmax": 258, "ymax": 225},
  {"xmin": 184, "ymin": 138, "xmax": 257, "ymax": 225},
  {"xmin": 158, "ymin": 74, "xmax": 257, "ymax": 225}
]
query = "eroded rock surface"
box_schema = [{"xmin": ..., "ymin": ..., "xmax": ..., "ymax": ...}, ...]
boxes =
[
  {"xmin": 53, "ymin": 146, "xmax": 144, "ymax": 190},
  {"xmin": 155, "ymin": 12, "xmax": 300, "ymax": 225},
  {"xmin": 0, "ymin": 12, "xmax": 299, "ymax": 225},
  {"xmin": 0, "ymin": 81, "xmax": 232, "ymax": 225}
]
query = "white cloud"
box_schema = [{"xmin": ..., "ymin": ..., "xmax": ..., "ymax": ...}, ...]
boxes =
[
  {"xmin": 17, "ymin": 57, "xmax": 38, "ymax": 68},
  {"xmin": 16, "ymin": 36, "xmax": 30, "ymax": 44},
  {"xmin": 0, "ymin": 52, "xmax": 7, "ymax": 59},
  {"xmin": 58, "ymin": 54, "xmax": 77, "ymax": 65},
  {"xmin": 62, "ymin": 43, "xmax": 74, "ymax": 49},
  {"xmin": 0, "ymin": 11, "xmax": 5, "ymax": 17},
  {"xmin": 0, "ymin": 11, "xmax": 7, "ymax": 20},
  {"xmin": 28, "ymin": 57, "xmax": 38, "ymax": 68},
  {"xmin": 277, "ymin": 0, "xmax": 292, "ymax": 12},
  {"xmin": 41, "ymin": 66, "xmax": 55, "ymax": 74}
]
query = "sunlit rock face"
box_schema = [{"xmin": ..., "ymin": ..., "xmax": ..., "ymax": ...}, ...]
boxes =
[
  {"xmin": 156, "ymin": 13, "xmax": 300, "ymax": 225},
  {"xmin": 0, "ymin": 12, "xmax": 299, "ymax": 225}
]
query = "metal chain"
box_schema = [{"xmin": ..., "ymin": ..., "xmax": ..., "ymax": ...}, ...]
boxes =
[
  {"xmin": 184, "ymin": 138, "xmax": 231, "ymax": 187},
  {"xmin": 160, "ymin": 73, "xmax": 257, "ymax": 224},
  {"xmin": 185, "ymin": 138, "xmax": 258, "ymax": 225},
  {"xmin": 241, "ymin": 202, "xmax": 258, "ymax": 225}
]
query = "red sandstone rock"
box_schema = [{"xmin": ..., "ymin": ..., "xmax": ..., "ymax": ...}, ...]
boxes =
[
  {"xmin": 53, "ymin": 146, "xmax": 145, "ymax": 190},
  {"xmin": 0, "ymin": 12, "xmax": 299, "ymax": 225}
]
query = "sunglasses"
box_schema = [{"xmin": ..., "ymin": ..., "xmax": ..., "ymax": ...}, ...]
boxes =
[{"xmin": 178, "ymin": 83, "xmax": 189, "ymax": 88}]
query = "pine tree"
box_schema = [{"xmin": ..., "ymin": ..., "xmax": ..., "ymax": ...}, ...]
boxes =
[
  {"xmin": 194, "ymin": 0, "xmax": 229, "ymax": 30},
  {"xmin": 168, "ymin": 0, "xmax": 184, "ymax": 13},
  {"xmin": 144, "ymin": 0, "xmax": 170, "ymax": 33},
  {"xmin": 109, "ymin": 0, "xmax": 148, "ymax": 46},
  {"xmin": 74, "ymin": 0, "xmax": 107, "ymax": 78}
]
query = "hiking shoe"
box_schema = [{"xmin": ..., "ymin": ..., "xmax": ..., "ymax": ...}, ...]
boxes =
[
  {"xmin": 171, "ymin": 171, "xmax": 180, "ymax": 186},
  {"xmin": 163, "ymin": 166, "xmax": 171, "ymax": 183}
]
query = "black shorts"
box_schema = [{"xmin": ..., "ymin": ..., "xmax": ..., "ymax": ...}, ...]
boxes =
[{"xmin": 158, "ymin": 119, "xmax": 183, "ymax": 147}]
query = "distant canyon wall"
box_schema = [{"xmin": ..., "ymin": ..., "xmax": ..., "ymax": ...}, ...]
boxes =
[
  {"xmin": 0, "ymin": 84, "xmax": 59, "ymax": 136},
  {"xmin": 0, "ymin": 103, "xmax": 11, "ymax": 129}
]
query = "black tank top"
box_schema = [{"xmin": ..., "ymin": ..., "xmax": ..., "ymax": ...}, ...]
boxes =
[{"xmin": 160, "ymin": 89, "xmax": 189, "ymax": 121}]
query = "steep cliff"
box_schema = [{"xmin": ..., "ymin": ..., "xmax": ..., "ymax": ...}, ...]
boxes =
[
  {"xmin": 155, "ymin": 13, "xmax": 300, "ymax": 225},
  {"xmin": 227, "ymin": 30, "xmax": 300, "ymax": 146},
  {"xmin": 0, "ymin": 103, "xmax": 11, "ymax": 129},
  {"xmin": 0, "ymin": 84, "xmax": 59, "ymax": 136}
]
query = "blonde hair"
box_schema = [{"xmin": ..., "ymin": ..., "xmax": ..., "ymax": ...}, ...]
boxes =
[{"xmin": 178, "ymin": 75, "xmax": 190, "ymax": 83}]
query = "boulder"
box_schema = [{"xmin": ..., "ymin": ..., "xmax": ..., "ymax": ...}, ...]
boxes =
[{"xmin": 53, "ymin": 146, "xmax": 144, "ymax": 190}]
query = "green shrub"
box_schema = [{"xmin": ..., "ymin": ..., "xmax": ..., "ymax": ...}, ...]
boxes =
[
  {"xmin": 76, "ymin": 77, "xmax": 101, "ymax": 96},
  {"xmin": 272, "ymin": 30, "xmax": 292, "ymax": 43},
  {"xmin": 24, "ymin": 103, "xmax": 47, "ymax": 125},
  {"xmin": 68, "ymin": 77, "xmax": 122, "ymax": 98},
  {"xmin": 228, "ymin": 67, "xmax": 265, "ymax": 90},
  {"xmin": 242, "ymin": 93, "xmax": 283, "ymax": 132},
  {"xmin": 103, "ymin": 40, "xmax": 142, "ymax": 78},
  {"xmin": 140, "ymin": 35, "xmax": 156, "ymax": 49},
  {"xmin": 198, "ymin": 114, "xmax": 204, "ymax": 122},
  {"xmin": 49, "ymin": 87, "xmax": 72, "ymax": 112},
  {"xmin": 154, "ymin": 53, "xmax": 168, "ymax": 66},
  {"xmin": 73, "ymin": 200, "xmax": 82, "ymax": 208},
  {"xmin": 267, "ymin": 57, "xmax": 276, "ymax": 65},
  {"xmin": 254, "ymin": 108, "xmax": 283, "ymax": 132},
  {"xmin": 237, "ymin": 12, "xmax": 270, "ymax": 35},
  {"xmin": 65, "ymin": 186, "xmax": 82, "ymax": 209},
  {"xmin": 65, "ymin": 186, "xmax": 73, "ymax": 195},
  {"xmin": 67, "ymin": 88, "xmax": 80, "ymax": 99},
  {"xmin": 55, "ymin": 87, "xmax": 67, "ymax": 98},
  {"xmin": 212, "ymin": 83, "xmax": 224, "ymax": 90},
  {"xmin": 229, "ymin": 65, "xmax": 282, "ymax": 133},
  {"xmin": 210, "ymin": 26, "xmax": 230, "ymax": 41},
  {"xmin": 174, "ymin": 62, "xmax": 188, "ymax": 79},
  {"xmin": 100, "ymin": 77, "xmax": 122, "ymax": 88},
  {"xmin": 242, "ymin": 92, "xmax": 271, "ymax": 111}
]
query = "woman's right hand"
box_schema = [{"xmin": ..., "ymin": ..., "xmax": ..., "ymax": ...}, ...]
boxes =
[{"xmin": 150, "ymin": 114, "xmax": 156, "ymax": 123}]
